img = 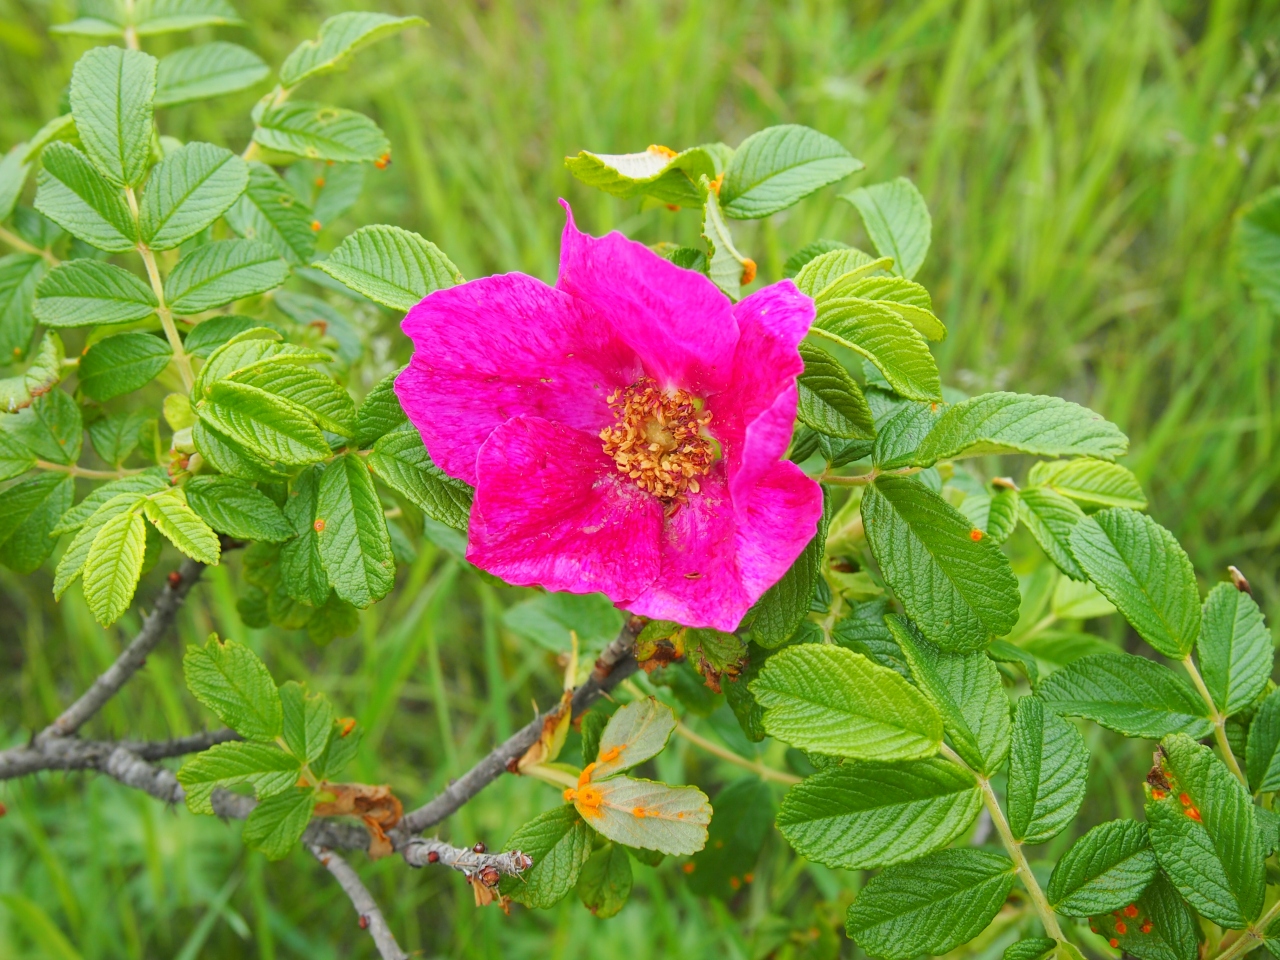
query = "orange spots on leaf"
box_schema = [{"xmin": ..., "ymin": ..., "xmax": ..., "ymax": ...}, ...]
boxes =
[
  {"xmin": 338, "ymin": 717, "xmax": 356, "ymax": 737},
  {"xmin": 1140, "ymin": 922, "xmax": 1153, "ymax": 934},
  {"xmin": 598, "ymin": 746, "xmax": 622, "ymax": 763},
  {"xmin": 1123, "ymin": 905, "xmax": 1139, "ymax": 918},
  {"xmin": 708, "ymin": 173, "xmax": 724, "ymax": 195},
  {"xmin": 1116, "ymin": 922, "xmax": 1127, "ymax": 935},
  {"xmin": 632, "ymin": 807, "xmax": 647, "ymax": 818},
  {"xmin": 648, "ymin": 144, "xmax": 679, "ymax": 159},
  {"xmin": 681, "ymin": 861, "xmax": 695, "ymax": 874},
  {"xmin": 311, "ymin": 220, "xmax": 322, "ymax": 232},
  {"xmin": 729, "ymin": 876, "xmax": 741, "ymax": 890},
  {"xmin": 374, "ymin": 152, "xmax": 392, "ymax": 169},
  {"xmin": 1186, "ymin": 807, "xmax": 1202, "ymax": 822},
  {"xmin": 740, "ymin": 258, "xmax": 757, "ymax": 285},
  {"xmin": 313, "ymin": 519, "xmax": 326, "ymax": 532},
  {"xmin": 314, "ymin": 177, "xmax": 326, "ymax": 187},
  {"xmin": 1109, "ymin": 940, "xmax": 1119, "ymax": 949},
  {"xmin": 970, "ymin": 529, "xmax": 984, "ymax": 541},
  {"xmin": 666, "ymin": 204, "xmax": 679, "ymax": 211},
  {"xmin": 1178, "ymin": 792, "xmax": 1191, "ymax": 806},
  {"xmin": 1151, "ymin": 788, "xmax": 1166, "ymax": 800}
]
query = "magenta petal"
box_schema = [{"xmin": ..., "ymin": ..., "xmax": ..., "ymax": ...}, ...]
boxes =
[
  {"xmin": 467, "ymin": 416, "xmax": 663, "ymax": 602},
  {"xmin": 396, "ymin": 272, "xmax": 641, "ymax": 484},
  {"xmin": 708, "ymin": 280, "xmax": 814, "ymax": 499},
  {"xmin": 556, "ymin": 201, "xmax": 738, "ymax": 395},
  {"xmin": 625, "ymin": 461, "xmax": 823, "ymax": 632}
]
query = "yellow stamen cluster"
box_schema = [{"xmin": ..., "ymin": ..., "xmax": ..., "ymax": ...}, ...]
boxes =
[{"xmin": 600, "ymin": 378, "xmax": 715, "ymax": 501}]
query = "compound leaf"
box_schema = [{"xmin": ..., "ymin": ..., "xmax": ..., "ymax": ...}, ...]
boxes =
[
  {"xmin": 182, "ymin": 634, "xmax": 282, "ymax": 741},
  {"xmin": 139, "ymin": 142, "xmax": 248, "ymax": 250},
  {"xmin": 719, "ymin": 124, "xmax": 862, "ymax": 219},
  {"xmin": 1046, "ymin": 819, "xmax": 1158, "ymax": 917},
  {"xmin": 315, "ymin": 225, "xmax": 462, "ymax": 311},
  {"xmin": 166, "ymin": 239, "xmax": 288, "ymax": 314}
]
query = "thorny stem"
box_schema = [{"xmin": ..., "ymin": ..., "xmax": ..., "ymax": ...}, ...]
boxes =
[
  {"xmin": 1213, "ymin": 896, "xmax": 1280, "ymax": 960},
  {"xmin": 940, "ymin": 743, "xmax": 1065, "ymax": 941},
  {"xmin": 0, "ymin": 224, "xmax": 58, "ymax": 265},
  {"xmin": 35, "ymin": 459, "xmax": 147, "ymax": 479},
  {"xmin": 1182, "ymin": 655, "xmax": 1249, "ymax": 788},
  {"xmin": 674, "ymin": 721, "xmax": 800, "ymax": 785},
  {"xmin": 127, "ymin": 187, "xmax": 195, "ymax": 392}
]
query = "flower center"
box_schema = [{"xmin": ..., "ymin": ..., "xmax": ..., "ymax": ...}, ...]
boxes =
[{"xmin": 600, "ymin": 377, "xmax": 715, "ymax": 500}]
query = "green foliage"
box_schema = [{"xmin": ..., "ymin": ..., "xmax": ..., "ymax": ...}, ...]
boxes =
[
  {"xmin": 1006, "ymin": 697, "xmax": 1089, "ymax": 844},
  {"xmin": 841, "ymin": 177, "xmax": 931, "ymax": 280},
  {"xmin": 1196, "ymin": 583, "xmax": 1272, "ymax": 718},
  {"xmin": 1045, "ymin": 819, "xmax": 1157, "ymax": 916},
  {"xmin": 718, "ymin": 125, "xmax": 862, "ymax": 220}
]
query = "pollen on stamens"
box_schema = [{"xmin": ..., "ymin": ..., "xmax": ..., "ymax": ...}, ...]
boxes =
[{"xmin": 600, "ymin": 377, "xmax": 715, "ymax": 502}]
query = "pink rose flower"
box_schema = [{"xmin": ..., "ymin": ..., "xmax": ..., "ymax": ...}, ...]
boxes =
[{"xmin": 395, "ymin": 203, "xmax": 823, "ymax": 632}]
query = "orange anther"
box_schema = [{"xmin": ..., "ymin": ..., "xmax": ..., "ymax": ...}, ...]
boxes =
[{"xmin": 970, "ymin": 529, "xmax": 984, "ymax": 541}]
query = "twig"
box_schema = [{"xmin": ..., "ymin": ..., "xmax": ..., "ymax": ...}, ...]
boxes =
[
  {"xmin": 1213, "ymin": 895, "xmax": 1280, "ymax": 960},
  {"xmin": 0, "ymin": 728, "xmax": 236, "ymax": 780},
  {"xmin": 36, "ymin": 558, "xmax": 205, "ymax": 745},
  {"xmin": 308, "ymin": 844, "xmax": 409, "ymax": 960},
  {"xmin": 673, "ymin": 720, "xmax": 800, "ymax": 785},
  {"xmin": 402, "ymin": 838, "xmax": 532, "ymax": 876},
  {"xmin": 393, "ymin": 620, "xmax": 641, "ymax": 838},
  {"xmin": 34, "ymin": 460, "xmax": 148, "ymax": 479},
  {"xmin": 0, "ymin": 224, "xmax": 58, "ymax": 265}
]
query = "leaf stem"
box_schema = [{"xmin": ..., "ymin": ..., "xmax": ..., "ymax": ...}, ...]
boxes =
[
  {"xmin": 940, "ymin": 742, "xmax": 1065, "ymax": 941},
  {"xmin": 1213, "ymin": 896, "xmax": 1280, "ymax": 960},
  {"xmin": 818, "ymin": 466, "xmax": 923, "ymax": 486},
  {"xmin": 0, "ymin": 224, "xmax": 59, "ymax": 265},
  {"xmin": 126, "ymin": 187, "xmax": 195, "ymax": 393},
  {"xmin": 36, "ymin": 460, "xmax": 147, "ymax": 479},
  {"xmin": 1181, "ymin": 655, "xmax": 1249, "ymax": 787},
  {"xmin": 674, "ymin": 720, "xmax": 801, "ymax": 785}
]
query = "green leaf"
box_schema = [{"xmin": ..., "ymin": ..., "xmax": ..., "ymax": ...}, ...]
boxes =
[
  {"xmin": 199, "ymin": 380, "xmax": 331, "ymax": 465},
  {"xmin": 284, "ymin": 160, "xmax": 366, "ymax": 224},
  {"xmin": 835, "ymin": 274, "xmax": 946, "ymax": 340},
  {"xmin": 78, "ymin": 332, "xmax": 172, "ymax": 401},
  {"xmin": 564, "ymin": 144, "xmax": 718, "ymax": 207},
  {"xmin": 182, "ymin": 635, "xmax": 282, "ymax": 741},
  {"xmin": 253, "ymin": 102, "xmax": 389, "ymax": 164},
  {"xmin": 501, "ymin": 591, "xmax": 623, "ymax": 659},
  {"xmin": 1046, "ymin": 819, "xmax": 1157, "ymax": 917},
  {"xmin": 314, "ymin": 225, "xmax": 462, "ymax": 311},
  {"xmin": 193, "ymin": 329, "xmax": 328, "ymax": 397},
  {"xmin": 0, "ymin": 473, "xmax": 73, "ymax": 574},
  {"xmin": 176, "ymin": 741, "xmax": 301, "ymax": 815},
  {"xmin": 139, "ymin": 143, "xmax": 247, "ymax": 251},
  {"xmin": 1027, "ymin": 458, "xmax": 1147, "ymax": 510},
  {"xmin": 1004, "ymin": 939, "xmax": 1058, "ymax": 960},
  {"xmin": 82, "ymin": 504, "xmax": 147, "ymax": 625},
  {"xmin": 1148, "ymin": 733, "xmax": 1264, "ymax": 928},
  {"xmin": 958, "ymin": 488, "xmax": 1020, "ymax": 545},
  {"xmin": 230, "ymin": 364, "xmax": 354, "ymax": 437},
  {"xmin": 0, "ymin": 254, "xmax": 46, "ymax": 360},
  {"xmin": 311, "ymin": 718, "xmax": 361, "ymax": 782},
  {"xmin": 134, "ymin": 0, "xmax": 243, "ymax": 34},
  {"xmin": 279, "ymin": 681, "xmax": 335, "ymax": 765},
  {"xmin": 1007, "ymin": 696, "xmax": 1089, "ymax": 844},
  {"xmin": 184, "ymin": 476, "xmax": 292, "ymax": 542},
  {"xmin": 593, "ymin": 698, "xmax": 677, "ymax": 778},
  {"xmin": 862, "ymin": 476, "xmax": 1019, "ymax": 651},
  {"xmin": 354, "ymin": 366, "xmax": 407, "ymax": 446},
  {"xmin": 279, "ymin": 12, "xmax": 425, "ymax": 88},
  {"xmin": 368, "ymin": 424, "xmax": 473, "ymax": 531},
  {"xmin": 1051, "ymin": 577, "xmax": 1117, "ymax": 620},
  {"xmin": 183, "ymin": 315, "xmax": 261, "ymax": 358},
  {"xmin": 843, "ymin": 177, "xmax": 931, "ymax": 280},
  {"xmin": 796, "ymin": 342, "xmax": 876, "ymax": 440},
  {"xmin": 241, "ymin": 787, "xmax": 315, "ymax": 860},
  {"xmin": 1247, "ymin": 689, "xmax": 1280, "ymax": 792},
  {"xmin": 191, "ymin": 420, "xmax": 286, "ymax": 482},
  {"xmin": 811, "ymin": 298, "xmax": 941, "ymax": 401},
  {"xmin": 742, "ymin": 492, "xmax": 828, "ymax": 648},
  {"xmin": 52, "ymin": 470, "xmax": 168, "ymax": 535},
  {"xmin": 579, "ymin": 775, "xmax": 711, "ymax": 855},
  {"xmin": 316, "ymin": 452, "xmax": 394, "ymax": 608},
  {"xmin": 225, "ymin": 162, "xmax": 316, "ymax": 265},
  {"xmin": 701, "ymin": 182, "xmax": 746, "ymax": 300},
  {"xmin": 1234, "ymin": 185, "xmax": 1280, "ymax": 312},
  {"xmin": 719, "ymin": 125, "xmax": 862, "ymax": 219},
  {"xmin": 33, "ymin": 142, "xmax": 137, "ymax": 252},
  {"xmin": 1019, "ymin": 486, "xmax": 1088, "ymax": 580},
  {"xmin": 166, "ymin": 239, "xmax": 288, "ymax": 314},
  {"xmin": 69, "ymin": 46, "xmax": 157, "ymax": 187},
  {"xmin": 155, "ymin": 42, "xmax": 269, "ymax": 107},
  {"xmin": 0, "ymin": 429, "xmax": 36, "ymax": 482},
  {"xmin": 53, "ymin": 491, "xmax": 149, "ymax": 598},
  {"xmin": 1068, "ymin": 508, "xmax": 1200, "ymax": 659},
  {"xmin": 1196, "ymin": 583, "xmax": 1271, "ymax": 718},
  {"xmin": 686, "ymin": 779, "xmax": 773, "ymax": 900},
  {"xmin": 0, "ymin": 144, "xmax": 30, "ymax": 222},
  {"xmin": 33, "ymin": 259, "xmax": 157, "ymax": 328},
  {"xmin": 751, "ymin": 643, "xmax": 943, "ymax": 760},
  {"xmin": 885, "ymin": 614, "xmax": 1011, "ymax": 773},
  {"xmin": 793, "ymin": 247, "xmax": 887, "ymax": 299},
  {"xmin": 280, "ymin": 465, "xmax": 330, "ymax": 607},
  {"xmin": 6, "ymin": 389, "xmax": 82, "ymax": 464},
  {"xmin": 913, "ymin": 393, "xmax": 1129, "ymax": 466},
  {"xmin": 1090, "ymin": 872, "xmax": 1199, "ymax": 960},
  {"xmin": 498, "ymin": 805, "xmax": 593, "ymax": 909},
  {"xmin": 844, "ymin": 848, "xmax": 1015, "ymax": 960},
  {"xmin": 1035, "ymin": 652, "xmax": 1212, "ymax": 740},
  {"xmin": 141, "ymin": 489, "xmax": 220, "ymax": 564},
  {"xmin": 577, "ymin": 843, "xmax": 633, "ymax": 917},
  {"xmin": 777, "ymin": 758, "xmax": 981, "ymax": 869}
]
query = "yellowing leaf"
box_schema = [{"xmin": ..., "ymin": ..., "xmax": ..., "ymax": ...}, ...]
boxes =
[
  {"xmin": 571, "ymin": 775, "xmax": 710, "ymax": 856},
  {"xmin": 592, "ymin": 697, "xmax": 677, "ymax": 779}
]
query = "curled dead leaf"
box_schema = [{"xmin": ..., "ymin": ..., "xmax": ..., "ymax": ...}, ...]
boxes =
[{"xmin": 314, "ymin": 783, "xmax": 404, "ymax": 860}]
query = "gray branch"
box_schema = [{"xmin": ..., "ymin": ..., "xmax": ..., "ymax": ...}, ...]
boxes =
[
  {"xmin": 0, "ymin": 728, "xmax": 236, "ymax": 781},
  {"xmin": 402, "ymin": 837, "xmax": 532, "ymax": 877},
  {"xmin": 394, "ymin": 620, "xmax": 639, "ymax": 838},
  {"xmin": 37, "ymin": 557, "xmax": 205, "ymax": 745},
  {"xmin": 309, "ymin": 844, "xmax": 409, "ymax": 960}
]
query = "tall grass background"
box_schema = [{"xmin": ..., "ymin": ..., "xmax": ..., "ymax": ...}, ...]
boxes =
[{"xmin": 0, "ymin": 0, "xmax": 1278, "ymax": 957}]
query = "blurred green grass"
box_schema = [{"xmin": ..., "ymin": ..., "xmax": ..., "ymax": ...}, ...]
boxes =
[{"xmin": 1, "ymin": 0, "xmax": 1279, "ymax": 957}]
